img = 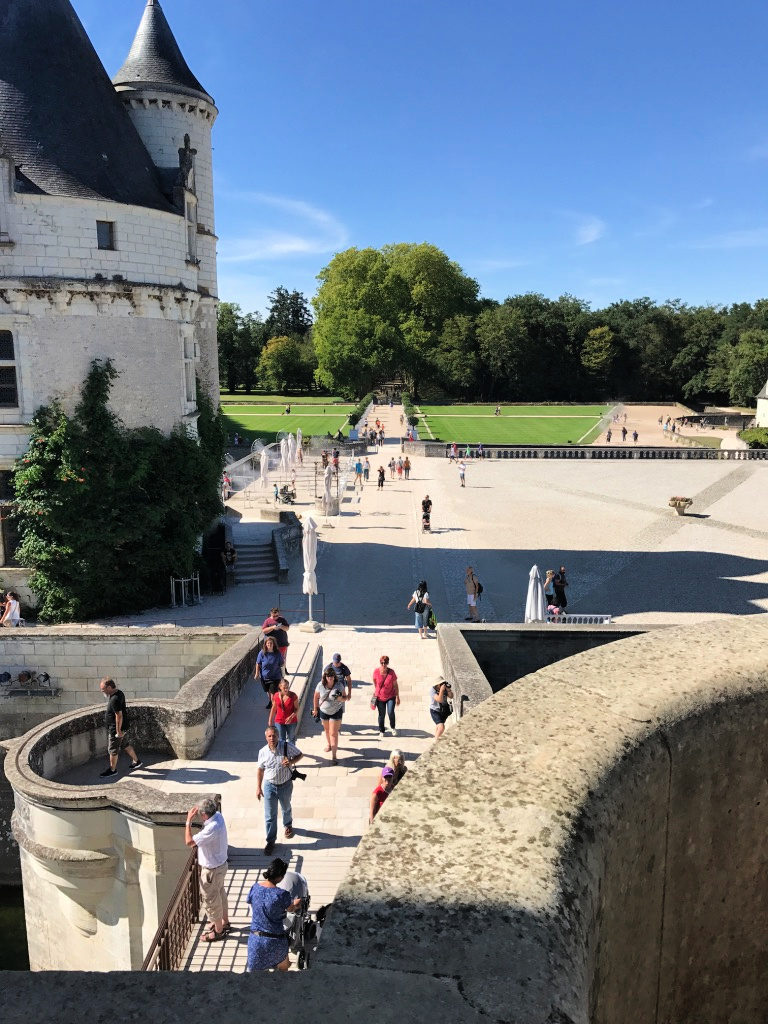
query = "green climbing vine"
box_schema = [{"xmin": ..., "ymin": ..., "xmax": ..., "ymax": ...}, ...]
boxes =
[{"xmin": 12, "ymin": 359, "xmax": 226, "ymax": 623}]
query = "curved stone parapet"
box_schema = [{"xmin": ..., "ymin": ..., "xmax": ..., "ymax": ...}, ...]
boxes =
[
  {"xmin": 2, "ymin": 628, "xmax": 262, "ymax": 969},
  {"xmin": 321, "ymin": 615, "xmax": 768, "ymax": 1024}
]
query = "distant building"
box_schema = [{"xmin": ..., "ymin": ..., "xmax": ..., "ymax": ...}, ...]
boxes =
[
  {"xmin": 0, "ymin": 0, "xmax": 220, "ymax": 564},
  {"xmin": 756, "ymin": 380, "xmax": 768, "ymax": 427}
]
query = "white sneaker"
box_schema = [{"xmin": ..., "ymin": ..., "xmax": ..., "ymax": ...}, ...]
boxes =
[
  {"xmin": 391, "ymin": 728, "xmax": 398, "ymax": 737},
  {"xmin": 378, "ymin": 730, "xmax": 385, "ymax": 739}
]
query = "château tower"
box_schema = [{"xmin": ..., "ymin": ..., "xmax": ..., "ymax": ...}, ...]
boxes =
[{"xmin": 113, "ymin": 0, "xmax": 220, "ymax": 403}]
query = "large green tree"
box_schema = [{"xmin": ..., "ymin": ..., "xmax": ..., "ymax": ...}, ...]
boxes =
[
  {"xmin": 313, "ymin": 243, "xmax": 479, "ymax": 397},
  {"xmin": 217, "ymin": 303, "xmax": 266, "ymax": 392},
  {"xmin": 265, "ymin": 286, "xmax": 313, "ymax": 339}
]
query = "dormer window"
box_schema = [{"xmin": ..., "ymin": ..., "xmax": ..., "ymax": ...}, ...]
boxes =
[{"xmin": 96, "ymin": 221, "xmax": 116, "ymax": 250}]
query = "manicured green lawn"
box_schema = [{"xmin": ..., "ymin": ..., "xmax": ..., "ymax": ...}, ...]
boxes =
[
  {"xmin": 221, "ymin": 408, "xmax": 352, "ymax": 446},
  {"xmin": 418, "ymin": 404, "xmax": 610, "ymax": 444},
  {"xmin": 220, "ymin": 393, "xmax": 347, "ymax": 406}
]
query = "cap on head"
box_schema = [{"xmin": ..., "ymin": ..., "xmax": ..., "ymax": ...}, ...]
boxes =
[
  {"xmin": 382, "ymin": 767, "xmax": 395, "ymax": 778},
  {"xmin": 332, "ymin": 653, "xmax": 341, "ymax": 662}
]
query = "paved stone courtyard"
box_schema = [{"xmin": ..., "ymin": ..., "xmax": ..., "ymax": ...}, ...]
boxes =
[{"xmin": 93, "ymin": 402, "xmax": 768, "ymax": 969}]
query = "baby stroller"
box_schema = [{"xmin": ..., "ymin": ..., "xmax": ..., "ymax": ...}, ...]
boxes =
[
  {"xmin": 279, "ymin": 869, "xmax": 319, "ymax": 970},
  {"xmin": 278, "ymin": 484, "xmax": 296, "ymax": 505},
  {"xmin": 421, "ymin": 510, "xmax": 431, "ymax": 533}
]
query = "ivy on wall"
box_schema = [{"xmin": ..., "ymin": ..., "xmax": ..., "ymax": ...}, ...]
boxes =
[{"xmin": 12, "ymin": 359, "xmax": 226, "ymax": 623}]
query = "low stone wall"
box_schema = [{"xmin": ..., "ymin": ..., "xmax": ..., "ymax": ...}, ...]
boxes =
[
  {"xmin": 0, "ymin": 628, "xmax": 240, "ymax": 740},
  {"xmin": 1, "ymin": 629, "xmax": 263, "ymax": 968},
  {"xmin": 322, "ymin": 615, "xmax": 768, "ymax": 1023},
  {"xmin": 438, "ymin": 621, "xmax": 652, "ymax": 698}
]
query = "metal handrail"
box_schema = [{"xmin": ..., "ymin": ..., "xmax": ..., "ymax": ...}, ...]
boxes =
[{"xmin": 142, "ymin": 849, "xmax": 201, "ymax": 971}]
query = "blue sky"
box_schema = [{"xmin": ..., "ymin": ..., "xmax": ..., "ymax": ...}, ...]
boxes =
[{"xmin": 79, "ymin": 0, "xmax": 768, "ymax": 316}]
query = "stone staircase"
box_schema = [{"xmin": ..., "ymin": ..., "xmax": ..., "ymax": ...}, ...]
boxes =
[{"xmin": 234, "ymin": 541, "xmax": 278, "ymax": 583}]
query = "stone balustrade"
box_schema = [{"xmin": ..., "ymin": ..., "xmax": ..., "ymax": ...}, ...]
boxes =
[{"xmin": 410, "ymin": 442, "xmax": 768, "ymax": 461}]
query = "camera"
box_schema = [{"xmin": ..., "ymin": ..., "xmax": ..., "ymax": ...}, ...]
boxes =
[
  {"xmin": 290, "ymin": 766, "xmax": 307, "ymax": 782},
  {"xmin": 331, "ymin": 689, "xmax": 343, "ymax": 700}
]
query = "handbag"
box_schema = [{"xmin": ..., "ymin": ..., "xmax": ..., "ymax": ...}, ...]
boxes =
[{"xmin": 370, "ymin": 697, "xmax": 377, "ymax": 711}]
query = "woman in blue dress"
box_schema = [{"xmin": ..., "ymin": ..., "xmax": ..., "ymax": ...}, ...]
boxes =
[{"xmin": 246, "ymin": 858, "xmax": 301, "ymax": 972}]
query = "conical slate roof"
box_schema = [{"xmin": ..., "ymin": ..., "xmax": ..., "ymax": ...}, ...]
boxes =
[
  {"xmin": 0, "ymin": 0, "xmax": 173, "ymax": 210},
  {"xmin": 113, "ymin": 0, "xmax": 213, "ymax": 103}
]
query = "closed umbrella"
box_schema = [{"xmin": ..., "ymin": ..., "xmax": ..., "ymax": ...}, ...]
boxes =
[
  {"xmin": 288, "ymin": 433, "xmax": 297, "ymax": 468},
  {"xmin": 296, "ymin": 427, "xmax": 303, "ymax": 454},
  {"xmin": 301, "ymin": 514, "xmax": 320, "ymax": 630},
  {"xmin": 280, "ymin": 437, "xmax": 289, "ymax": 478},
  {"xmin": 524, "ymin": 564, "xmax": 548, "ymax": 623},
  {"xmin": 323, "ymin": 463, "xmax": 334, "ymax": 513},
  {"xmin": 259, "ymin": 448, "xmax": 270, "ymax": 491}
]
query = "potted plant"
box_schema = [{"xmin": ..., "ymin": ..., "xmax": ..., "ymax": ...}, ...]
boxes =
[{"xmin": 669, "ymin": 496, "xmax": 693, "ymax": 515}]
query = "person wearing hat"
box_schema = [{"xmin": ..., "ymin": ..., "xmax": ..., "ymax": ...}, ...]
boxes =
[
  {"xmin": 369, "ymin": 767, "xmax": 395, "ymax": 824},
  {"xmin": 323, "ymin": 653, "xmax": 353, "ymax": 700},
  {"xmin": 429, "ymin": 675, "xmax": 454, "ymax": 739}
]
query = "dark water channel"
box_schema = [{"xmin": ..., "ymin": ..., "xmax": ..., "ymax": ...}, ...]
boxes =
[{"xmin": 0, "ymin": 887, "xmax": 29, "ymax": 970}]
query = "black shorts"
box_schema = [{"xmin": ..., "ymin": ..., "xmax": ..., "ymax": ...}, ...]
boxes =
[
  {"xmin": 430, "ymin": 707, "xmax": 450, "ymax": 726},
  {"xmin": 319, "ymin": 709, "xmax": 343, "ymax": 721}
]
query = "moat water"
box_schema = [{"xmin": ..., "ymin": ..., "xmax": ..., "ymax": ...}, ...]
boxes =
[{"xmin": 0, "ymin": 887, "xmax": 28, "ymax": 970}]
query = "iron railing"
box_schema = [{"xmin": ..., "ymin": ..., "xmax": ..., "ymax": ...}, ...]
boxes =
[
  {"xmin": 278, "ymin": 591, "xmax": 327, "ymax": 626},
  {"xmin": 142, "ymin": 849, "xmax": 201, "ymax": 971}
]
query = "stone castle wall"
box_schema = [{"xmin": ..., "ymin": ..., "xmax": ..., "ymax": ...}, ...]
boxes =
[{"xmin": 0, "ymin": 628, "xmax": 241, "ymax": 741}]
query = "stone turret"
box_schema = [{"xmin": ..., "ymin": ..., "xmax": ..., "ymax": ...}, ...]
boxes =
[{"xmin": 113, "ymin": 0, "xmax": 220, "ymax": 403}]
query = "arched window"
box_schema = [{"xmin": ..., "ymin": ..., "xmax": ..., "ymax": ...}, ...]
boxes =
[{"xmin": 0, "ymin": 331, "xmax": 18, "ymax": 406}]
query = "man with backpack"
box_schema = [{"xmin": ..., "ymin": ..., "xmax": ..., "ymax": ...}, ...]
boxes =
[{"xmin": 464, "ymin": 566, "xmax": 482, "ymax": 621}]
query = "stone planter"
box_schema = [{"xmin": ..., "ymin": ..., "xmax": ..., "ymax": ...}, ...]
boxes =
[{"xmin": 669, "ymin": 499, "xmax": 692, "ymax": 516}]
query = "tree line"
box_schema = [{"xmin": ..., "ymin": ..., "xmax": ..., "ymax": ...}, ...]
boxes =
[
  {"xmin": 220, "ymin": 244, "xmax": 768, "ymax": 406},
  {"xmin": 217, "ymin": 286, "xmax": 316, "ymax": 393}
]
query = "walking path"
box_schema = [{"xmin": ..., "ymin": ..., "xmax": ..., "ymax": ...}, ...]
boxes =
[{"xmin": 157, "ymin": 624, "xmax": 440, "ymax": 971}]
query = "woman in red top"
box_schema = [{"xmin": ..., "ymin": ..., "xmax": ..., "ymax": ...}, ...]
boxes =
[
  {"xmin": 369, "ymin": 767, "xmax": 394, "ymax": 824},
  {"xmin": 372, "ymin": 655, "xmax": 400, "ymax": 739},
  {"xmin": 267, "ymin": 678, "xmax": 299, "ymax": 745}
]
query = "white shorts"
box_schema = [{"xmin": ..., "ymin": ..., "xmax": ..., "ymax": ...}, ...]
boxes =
[{"xmin": 466, "ymin": 594, "xmax": 476, "ymax": 607}]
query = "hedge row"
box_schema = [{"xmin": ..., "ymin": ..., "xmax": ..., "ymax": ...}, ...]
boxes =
[
  {"xmin": 347, "ymin": 392, "xmax": 376, "ymax": 427},
  {"xmin": 738, "ymin": 428, "xmax": 768, "ymax": 449},
  {"xmin": 402, "ymin": 392, "xmax": 419, "ymax": 427}
]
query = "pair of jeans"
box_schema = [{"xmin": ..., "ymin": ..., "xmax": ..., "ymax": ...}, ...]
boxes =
[
  {"xmin": 275, "ymin": 721, "xmax": 297, "ymax": 744},
  {"xmin": 263, "ymin": 778, "xmax": 293, "ymax": 843},
  {"xmin": 376, "ymin": 698, "xmax": 396, "ymax": 732}
]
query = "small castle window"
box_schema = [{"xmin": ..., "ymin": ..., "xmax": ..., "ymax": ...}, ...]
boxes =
[
  {"xmin": 0, "ymin": 331, "xmax": 18, "ymax": 407},
  {"xmin": 96, "ymin": 221, "xmax": 116, "ymax": 250}
]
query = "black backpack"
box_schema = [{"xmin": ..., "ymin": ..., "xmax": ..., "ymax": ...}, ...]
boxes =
[{"xmin": 476, "ymin": 579, "xmax": 483, "ymax": 597}]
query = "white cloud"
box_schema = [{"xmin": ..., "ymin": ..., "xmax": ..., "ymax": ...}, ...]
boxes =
[
  {"xmin": 558, "ymin": 212, "xmax": 606, "ymax": 246},
  {"xmin": 217, "ymin": 191, "xmax": 349, "ymax": 263}
]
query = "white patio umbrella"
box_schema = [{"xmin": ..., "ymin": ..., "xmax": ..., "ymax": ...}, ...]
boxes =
[
  {"xmin": 287, "ymin": 432, "xmax": 297, "ymax": 468},
  {"xmin": 259, "ymin": 447, "xmax": 270, "ymax": 490},
  {"xmin": 296, "ymin": 427, "xmax": 303, "ymax": 453},
  {"xmin": 280, "ymin": 436, "xmax": 289, "ymax": 477},
  {"xmin": 301, "ymin": 514, "xmax": 321, "ymax": 631},
  {"xmin": 524, "ymin": 564, "xmax": 548, "ymax": 623},
  {"xmin": 323, "ymin": 463, "xmax": 334, "ymax": 511}
]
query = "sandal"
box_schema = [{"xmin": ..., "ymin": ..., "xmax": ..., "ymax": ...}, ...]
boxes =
[{"xmin": 203, "ymin": 929, "xmax": 225, "ymax": 942}]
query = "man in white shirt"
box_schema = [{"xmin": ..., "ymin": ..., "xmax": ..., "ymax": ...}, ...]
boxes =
[
  {"xmin": 257, "ymin": 726, "xmax": 304, "ymax": 855},
  {"xmin": 185, "ymin": 798, "xmax": 229, "ymax": 942}
]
